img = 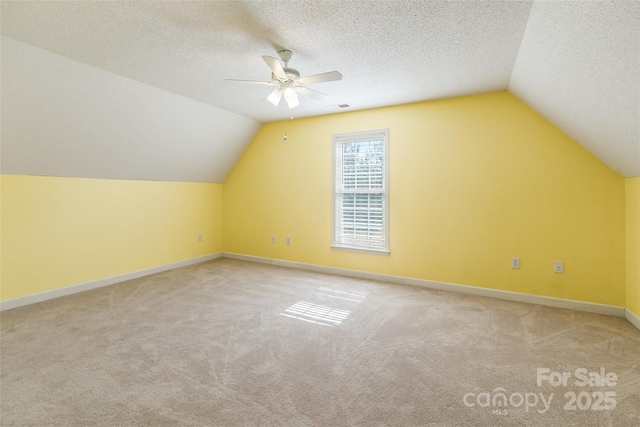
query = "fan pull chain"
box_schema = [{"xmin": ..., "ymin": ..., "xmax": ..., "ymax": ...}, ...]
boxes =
[{"xmin": 284, "ymin": 115, "xmax": 293, "ymax": 141}]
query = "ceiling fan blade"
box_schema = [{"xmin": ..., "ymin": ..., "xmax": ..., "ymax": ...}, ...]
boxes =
[
  {"xmin": 298, "ymin": 71, "xmax": 342, "ymax": 86},
  {"xmin": 224, "ymin": 79, "xmax": 276, "ymax": 86},
  {"xmin": 295, "ymin": 86, "xmax": 327, "ymax": 102},
  {"xmin": 262, "ymin": 55, "xmax": 287, "ymax": 80}
]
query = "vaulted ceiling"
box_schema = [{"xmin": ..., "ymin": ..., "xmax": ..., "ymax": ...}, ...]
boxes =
[{"xmin": 1, "ymin": 0, "xmax": 638, "ymax": 181}]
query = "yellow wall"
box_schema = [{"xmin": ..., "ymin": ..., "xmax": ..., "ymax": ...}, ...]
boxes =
[
  {"xmin": 627, "ymin": 177, "xmax": 640, "ymax": 317},
  {"xmin": 223, "ymin": 91, "xmax": 626, "ymax": 306},
  {"xmin": 0, "ymin": 175, "xmax": 222, "ymax": 301},
  {"xmin": 1, "ymin": 92, "xmax": 629, "ymax": 309}
]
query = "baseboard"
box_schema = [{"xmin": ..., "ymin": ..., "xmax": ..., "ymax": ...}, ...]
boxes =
[
  {"xmin": 223, "ymin": 252, "xmax": 274, "ymax": 266},
  {"xmin": 4, "ymin": 251, "xmax": 633, "ymax": 330},
  {"xmin": 222, "ymin": 252, "xmax": 626, "ymax": 319},
  {"xmin": 0, "ymin": 252, "xmax": 223, "ymax": 311},
  {"xmin": 625, "ymin": 309, "xmax": 640, "ymax": 331}
]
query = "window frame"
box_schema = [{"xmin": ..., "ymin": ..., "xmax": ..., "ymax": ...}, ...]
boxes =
[{"xmin": 331, "ymin": 129, "xmax": 390, "ymax": 255}]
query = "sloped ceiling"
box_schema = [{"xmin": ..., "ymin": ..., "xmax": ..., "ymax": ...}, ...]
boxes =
[
  {"xmin": 1, "ymin": 37, "xmax": 261, "ymax": 183},
  {"xmin": 1, "ymin": 0, "xmax": 638, "ymax": 180},
  {"xmin": 509, "ymin": 1, "xmax": 639, "ymax": 178}
]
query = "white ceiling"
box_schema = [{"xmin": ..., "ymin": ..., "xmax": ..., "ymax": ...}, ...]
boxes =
[
  {"xmin": 509, "ymin": 0, "xmax": 639, "ymax": 178},
  {"xmin": 1, "ymin": 0, "xmax": 639, "ymax": 179}
]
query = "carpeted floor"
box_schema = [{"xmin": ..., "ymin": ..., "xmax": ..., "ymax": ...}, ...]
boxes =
[{"xmin": 1, "ymin": 258, "xmax": 639, "ymax": 426}]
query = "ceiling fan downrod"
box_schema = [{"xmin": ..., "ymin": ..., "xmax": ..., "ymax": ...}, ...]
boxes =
[{"xmin": 278, "ymin": 49, "xmax": 293, "ymax": 67}]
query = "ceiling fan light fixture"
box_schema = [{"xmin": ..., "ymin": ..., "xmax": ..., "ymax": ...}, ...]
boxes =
[
  {"xmin": 286, "ymin": 96, "xmax": 300, "ymax": 109},
  {"xmin": 266, "ymin": 88, "xmax": 283, "ymax": 106},
  {"xmin": 284, "ymin": 87, "xmax": 300, "ymax": 109}
]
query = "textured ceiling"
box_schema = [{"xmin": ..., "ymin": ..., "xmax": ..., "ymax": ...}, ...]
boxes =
[
  {"xmin": 0, "ymin": 0, "xmax": 532, "ymax": 122},
  {"xmin": 1, "ymin": 0, "xmax": 639, "ymax": 177}
]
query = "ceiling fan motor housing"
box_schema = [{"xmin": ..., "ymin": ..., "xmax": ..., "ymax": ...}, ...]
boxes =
[{"xmin": 283, "ymin": 67, "xmax": 300, "ymax": 81}]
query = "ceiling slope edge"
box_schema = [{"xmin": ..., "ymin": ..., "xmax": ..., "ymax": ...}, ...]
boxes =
[{"xmin": 1, "ymin": 37, "xmax": 262, "ymax": 183}]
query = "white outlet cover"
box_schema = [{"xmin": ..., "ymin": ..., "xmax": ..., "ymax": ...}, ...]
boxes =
[
  {"xmin": 554, "ymin": 261, "xmax": 564, "ymax": 273},
  {"xmin": 512, "ymin": 257, "xmax": 520, "ymax": 269}
]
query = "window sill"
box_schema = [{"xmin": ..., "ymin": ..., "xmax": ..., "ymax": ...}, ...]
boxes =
[{"xmin": 330, "ymin": 245, "xmax": 390, "ymax": 256}]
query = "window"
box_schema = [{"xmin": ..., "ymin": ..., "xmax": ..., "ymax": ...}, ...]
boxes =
[{"xmin": 332, "ymin": 129, "xmax": 389, "ymax": 254}]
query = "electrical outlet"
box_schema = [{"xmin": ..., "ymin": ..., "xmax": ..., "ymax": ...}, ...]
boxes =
[
  {"xmin": 511, "ymin": 257, "xmax": 520, "ymax": 269},
  {"xmin": 271, "ymin": 235, "xmax": 276, "ymax": 243},
  {"xmin": 554, "ymin": 261, "xmax": 564, "ymax": 274},
  {"xmin": 198, "ymin": 233, "xmax": 203, "ymax": 242},
  {"xmin": 286, "ymin": 236, "xmax": 291, "ymax": 245}
]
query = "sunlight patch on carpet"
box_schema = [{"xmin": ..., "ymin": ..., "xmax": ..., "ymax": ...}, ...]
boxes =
[{"xmin": 280, "ymin": 301, "xmax": 351, "ymax": 327}]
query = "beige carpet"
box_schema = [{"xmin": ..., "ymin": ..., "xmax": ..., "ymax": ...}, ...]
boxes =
[{"xmin": 1, "ymin": 258, "xmax": 639, "ymax": 426}]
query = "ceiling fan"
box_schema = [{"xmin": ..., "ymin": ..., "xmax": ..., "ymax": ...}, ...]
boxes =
[{"xmin": 225, "ymin": 49, "xmax": 342, "ymax": 109}]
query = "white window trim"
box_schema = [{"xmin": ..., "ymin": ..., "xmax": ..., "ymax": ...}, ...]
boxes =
[
  {"xmin": 332, "ymin": 129, "xmax": 389, "ymax": 255},
  {"xmin": 330, "ymin": 244, "xmax": 390, "ymax": 256}
]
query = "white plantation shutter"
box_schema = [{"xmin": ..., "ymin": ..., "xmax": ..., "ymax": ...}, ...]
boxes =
[{"xmin": 333, "ymin": 129, "xmax": 389, "ymax": 253}]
